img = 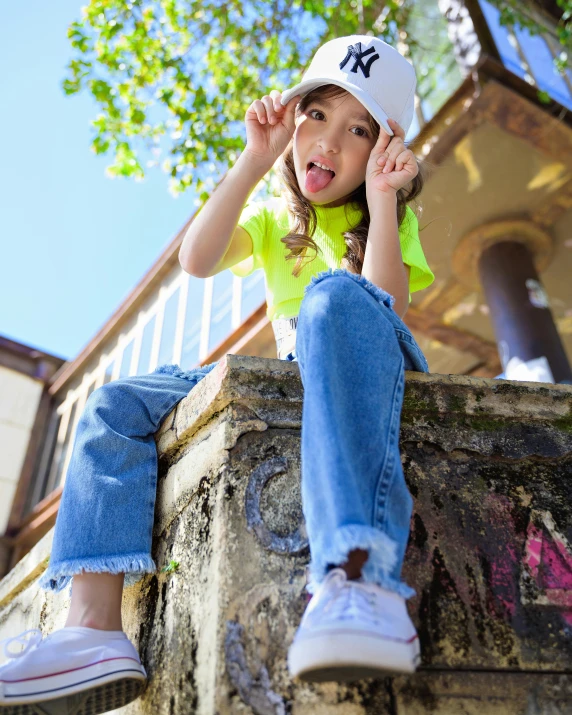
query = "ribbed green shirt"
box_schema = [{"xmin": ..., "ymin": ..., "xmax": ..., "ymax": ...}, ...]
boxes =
[{"xmin": 230, "ymin": 197, "xmax": 434, "ymax": 321}]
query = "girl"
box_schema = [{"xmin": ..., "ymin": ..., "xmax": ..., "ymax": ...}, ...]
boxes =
[{"xmin": 0, "ymin": 34, "xmax": 434, "ymax": 713}]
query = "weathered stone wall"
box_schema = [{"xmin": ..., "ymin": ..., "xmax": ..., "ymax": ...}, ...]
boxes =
[{"xmin": 1, "ymin": 355, "xmax": 571, "ymax": 714}]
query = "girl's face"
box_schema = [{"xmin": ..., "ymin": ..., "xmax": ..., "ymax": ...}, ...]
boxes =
[{"xmin": 292, "ymin": 91, "xmax": 379, "ymax": 207}]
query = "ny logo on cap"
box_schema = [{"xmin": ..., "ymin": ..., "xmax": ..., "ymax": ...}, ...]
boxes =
[{"xmin": 339, "ymin": 42, "xmax": 380, "ymax": 78}]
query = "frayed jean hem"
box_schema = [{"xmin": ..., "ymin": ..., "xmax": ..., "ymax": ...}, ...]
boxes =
[
  {"xmin": 306, "ymin": 524, "xmax": 415, "ymax": 600},
  {"xmin": 152, "ymin": 361, "xmax": 218, "ymax": 382},
  {"xmin": 39, "ymin": 553, "xmax": 156, "ymax": 593}
]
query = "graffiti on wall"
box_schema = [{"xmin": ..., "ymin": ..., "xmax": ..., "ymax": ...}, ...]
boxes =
[{"xmin": 520, "ymin": 509, "xmax": 572, "ymax": 625}]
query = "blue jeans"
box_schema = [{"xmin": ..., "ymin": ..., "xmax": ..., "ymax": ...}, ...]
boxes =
[{"xmin": 40, "ymin": 270, "xmax": 428, "ymax": 599}]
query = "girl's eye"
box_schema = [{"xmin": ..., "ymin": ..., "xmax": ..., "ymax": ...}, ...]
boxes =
[
  {"xmin": 351, "ymin": 126, "xmax": 369, "ymax": 138},
  {"xmin": 308, "ymin": 109, "xmax": 369, "ymax": 138}
]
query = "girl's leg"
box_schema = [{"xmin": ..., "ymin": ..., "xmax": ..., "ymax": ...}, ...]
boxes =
[
  {"xmin": 0, "ymin": 363, "xmax": 216, "ymax": 712},
  {"xmin": 295, "ymin": 271, "xmax": 416, "ymax": 598},
  {"xmin": 41, "ymin": 364, "xmax": 217, "ymax": 597},
  {"xmin": 65, "ymin": 573, "xmax": 124, "ymax": 631},
  {"xmin": 289, "ymin": 270, "xmax": 427, "ymax": 681}
]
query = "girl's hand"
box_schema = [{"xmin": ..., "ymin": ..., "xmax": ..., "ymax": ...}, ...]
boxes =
[
  {"xmin": 365, "ymin": 119, "xmax": 419, "ymax": 198},
  {"xmin": 243, "ymin": 90, "xmax": 300, "ymax": 170}
]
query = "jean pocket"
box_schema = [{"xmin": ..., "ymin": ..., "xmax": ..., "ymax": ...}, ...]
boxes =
[{"xmin": 394, "ymin": 328, "xmax": 429, "ymax": 373}]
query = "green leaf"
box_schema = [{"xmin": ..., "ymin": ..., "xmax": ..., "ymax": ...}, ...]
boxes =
[{"xmin": 161, "ymin": 560, "xmax": 180, "ymax": 574}]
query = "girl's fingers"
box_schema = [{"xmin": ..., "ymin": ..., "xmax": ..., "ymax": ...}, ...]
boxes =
[
  {"xmin": 282, "ymin": 95, "xmax": 301, "ymax": 131},
  {"xmin": 395, "ymin": 149, "xmax": 412, "ymax": 173},
  {"xmin": 284, "ymin": 94, "xmax": 301, "ymax": 112},
  {"xmin": 248, "ymin": 91, "xmax": 300, "ymax": 128},
  {"xmin": 372, "ymin": 128, "xmax": 392, "ymax": 156},
  {"xmin": 387, "ymin": 118, "xmax": 406, "ymax": 140},
  {"xmin": 375, "ymin": 143, "xmax": 396, "ymax": 169},
  {"xmin": 250, "ymin": 99, "xmax": 268, "ymax": 124},
  {"xmin": 382, "ymin": 139, "xmax": 405, "ymax": 173},
  {"xmin": 377, "ymin": 147, "xmax": 415, "ymax": 175},
  {"xmin": 269, "ymin": 89, "xmax": 283, "ymax": 112},
  {"xmin": 271, "ymin": 91, "xmax": 299, "ymax": 117},
  {"xmin": 261, "ymin": 95, "xmax": 277, "ymax": 124}
]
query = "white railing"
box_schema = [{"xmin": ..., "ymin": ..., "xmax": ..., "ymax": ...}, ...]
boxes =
[{"xmin": 30, "ymin": 267, "xmax": 265, "ymax": 510}]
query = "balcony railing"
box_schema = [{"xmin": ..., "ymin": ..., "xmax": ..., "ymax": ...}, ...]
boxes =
[{"xmin": 27, "ymin": 266, "xmax": 265, "ymax": 518}]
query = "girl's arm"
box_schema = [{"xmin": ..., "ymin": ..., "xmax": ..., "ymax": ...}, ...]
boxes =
[
  {"xmin": 363, "ymin": 192, "xmax": 410, "ymax": 317},
  {"xmin": 179, "ymin": 152, "xmax": 269, "ymax": 278},
  {"xmin": 363, "ymin": 118, "xmax": 418, "ymax": 318},
  {"xmin": 179, "ymin": 91, "xmax": 300, "ymax": 278}
]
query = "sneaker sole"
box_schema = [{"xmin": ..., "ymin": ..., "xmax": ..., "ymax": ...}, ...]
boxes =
[
  {"xmin": 0, "ymin": 659, "xmax": 146, "ymax": 714},
  {"xmin": 288, "ymin": 630, "xmax": 421, "ymax": 682}
]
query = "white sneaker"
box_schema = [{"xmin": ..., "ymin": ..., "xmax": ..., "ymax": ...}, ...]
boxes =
[
  {"xmin": 288, "ymin": 568, "xmax": 421, "ymax": 682},
  {"xmin": 0, "ymin": 627, "xmax": 146, "ymax": 714}
]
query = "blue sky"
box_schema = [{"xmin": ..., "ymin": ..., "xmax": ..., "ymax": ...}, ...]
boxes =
[{"xmin": 0, "ymin": 2, "xmax": 196, "ymax": 360}]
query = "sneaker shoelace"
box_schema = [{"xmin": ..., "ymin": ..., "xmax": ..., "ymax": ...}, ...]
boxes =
[
  {"xmin": 1, "ymin": 629, "xmax": 42, "ymax": 659},
  {"xmin": 320, "ymin": 575, "xmax": 379, "ymax": 624}
]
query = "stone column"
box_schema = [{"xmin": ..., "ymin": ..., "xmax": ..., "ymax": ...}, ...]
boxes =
[
  {"xmin": 478, "ymin": 240, "xmax": 572, "ymax": 384},
  {"xmin": 453, "ymin": 219, "xmax": 572, "ymax": 384}
]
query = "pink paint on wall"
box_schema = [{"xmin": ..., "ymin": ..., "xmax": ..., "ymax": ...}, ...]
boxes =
[
  {"xmin": 521, "ymin": 510, "xmax": 572, "ymax": 620},
  {"xmin": 483, "ymin": 495, "xmax": 520, "ymax": 618}
]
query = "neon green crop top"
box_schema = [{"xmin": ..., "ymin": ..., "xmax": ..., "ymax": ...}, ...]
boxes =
[{"xmin": 230, "ymin": 196, "xmax": 434, "ymax": 321}]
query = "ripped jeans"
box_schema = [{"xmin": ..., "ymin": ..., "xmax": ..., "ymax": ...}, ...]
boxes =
[{"xmin": 40, "ymin": 269, "xmax": 428, "ymax": 598}]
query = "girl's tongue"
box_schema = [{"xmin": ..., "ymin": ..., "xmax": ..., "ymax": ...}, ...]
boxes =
[{"xmin": 305, "ymin": 163, "xmax": 335, "ymax": 193}]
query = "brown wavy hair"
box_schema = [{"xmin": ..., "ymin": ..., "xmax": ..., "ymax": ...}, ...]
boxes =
[{"xmin": 277, "ymin": 84, "xmax": 424, "ymax": 277}]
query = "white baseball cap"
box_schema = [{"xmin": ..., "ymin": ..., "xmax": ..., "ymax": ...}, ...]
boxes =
[{"xmin": 280, "ymin": 35, "xmax": 417, "ymax": 137}]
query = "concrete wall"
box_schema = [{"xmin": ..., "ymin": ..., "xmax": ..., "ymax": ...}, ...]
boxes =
[
  {"xmin": 0, "ymin": 355, "xmax": 571, "ymax": 713},
  {"xmin": 0, "ymin": 365, "xmax": 43, "ymax": 532}
]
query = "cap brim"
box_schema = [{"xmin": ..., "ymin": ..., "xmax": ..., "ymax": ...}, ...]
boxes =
[{"xmin": 281, "ymin": 79, "xmax": 394, "ymax": 136}]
